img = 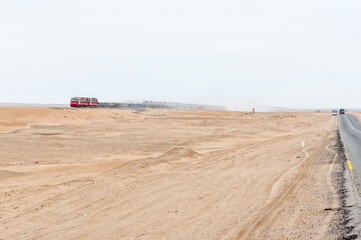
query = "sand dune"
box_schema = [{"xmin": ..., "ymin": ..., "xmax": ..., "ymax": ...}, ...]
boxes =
[
  {"xmin": 157, "ymin": 147, "xmax": 204, "ymax": 160},
  {"xmin": 0, "ymin": 108, "xmax": 343, "ymax": 239}
]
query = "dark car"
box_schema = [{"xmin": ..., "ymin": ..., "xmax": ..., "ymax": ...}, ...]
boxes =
[{"xmin": 340, "ymin": 109, "xmax": 345, "ymax": 115}]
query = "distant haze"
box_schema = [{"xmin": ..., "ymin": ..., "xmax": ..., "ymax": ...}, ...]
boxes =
[{"xmin": 1, "ymin": 1, "xmax": 361, "ymax": 110}]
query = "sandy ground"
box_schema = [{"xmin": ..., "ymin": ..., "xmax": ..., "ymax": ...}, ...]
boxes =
[{"xmin": 0, "ymin": 108, "xmax": 343, "ymax": 239}]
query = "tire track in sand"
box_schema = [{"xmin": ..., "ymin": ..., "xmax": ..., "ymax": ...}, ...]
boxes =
[
  {"xmin": 266, "ymin": 147, "xmax": 310, "ymax": 205},
  {"xmin": 316, "ymin": 142, "xmax": 339, "ymax": 238},
  {"xmin": 221, "ymin": 144, "xmax": 312, "ymax": 240},
  {"xmin": 235, "ymin": 137, "xmax": 339, "ymax": 239},
  {"xmin": 234, "ymin": 140, "xmax": 329, "ymax": 239}
]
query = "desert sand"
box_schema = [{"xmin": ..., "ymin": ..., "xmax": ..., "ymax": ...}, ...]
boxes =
[{"xmin": 0, "ymin": 108, "xmax": 343, "ymax": 239}]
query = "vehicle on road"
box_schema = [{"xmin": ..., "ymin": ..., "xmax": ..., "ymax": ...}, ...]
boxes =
[
  {"xmin": 70, "ymin": 97, "xmax": 99, "ymax": 108},
  {"xmin": 340, "ymin": 109, "xmax": 345, "ymax": 115},
  {"xmin": 332, "ymin": 110, "xmax": 337, "ymax": 116}
]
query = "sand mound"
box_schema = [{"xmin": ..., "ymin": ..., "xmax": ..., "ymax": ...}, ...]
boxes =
[{"xmin": 157, "ymin": 147, "xmax": 203, "ymax": 161}]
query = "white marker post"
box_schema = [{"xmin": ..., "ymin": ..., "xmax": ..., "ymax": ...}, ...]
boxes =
[{"xmin": 301, "ymin": 141, "xmax": 305, "ymax": 148}]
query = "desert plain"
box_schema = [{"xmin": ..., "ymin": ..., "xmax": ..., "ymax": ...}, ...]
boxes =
[{"xmin": 0, "ymin": 107, "xmax": 344, "ymax": 239}]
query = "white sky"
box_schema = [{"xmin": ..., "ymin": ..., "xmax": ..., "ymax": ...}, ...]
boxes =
[{"xmin": 1, "ymin": 0, "xmax": 361, "ymax": 110}]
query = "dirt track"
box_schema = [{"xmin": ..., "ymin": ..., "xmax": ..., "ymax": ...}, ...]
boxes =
[{"xmin": 0, "ymin": 108, "xmax": 343, "ymax": 239}]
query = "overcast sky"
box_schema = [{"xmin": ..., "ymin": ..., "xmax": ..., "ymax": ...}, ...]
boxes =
[{"xmin": 1, "ymin": 0, "xmax": 361, "ymax": 110}]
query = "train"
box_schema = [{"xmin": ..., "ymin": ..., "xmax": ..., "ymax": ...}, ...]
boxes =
[
  {"xmin": 70, "ymin": 98, "xmax": 225, "ymax": 110},
  {"xmin": 70, "ymin": 97, "xmax": 99, "ymax": 108}
]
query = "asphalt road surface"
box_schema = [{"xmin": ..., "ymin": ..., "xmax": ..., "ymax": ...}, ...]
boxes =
[
  {"xmin": 339, "ymin": 114, "xmax": 361, "ymax": 237},
  {"xmin": 339, "ymin": 114, "xmax": 361, "ymax": 186}
]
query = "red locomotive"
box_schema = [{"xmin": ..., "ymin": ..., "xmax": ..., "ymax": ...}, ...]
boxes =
[{"xmin": 70, "ymin": 97, "xmax": 99, "ymax": 108}]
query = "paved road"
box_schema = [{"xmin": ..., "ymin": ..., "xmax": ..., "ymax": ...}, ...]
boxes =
[
  {"xmin": 339, "ymin": 114, "xmax": 361, "ymax": 237},
  {"xmin": 339, "ymin": 114, "xmax": 361, "ymax": 183}
]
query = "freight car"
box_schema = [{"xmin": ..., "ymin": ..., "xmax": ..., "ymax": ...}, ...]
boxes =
[{"xmin": 70, "ymin": 97, "xmax": 99, "ymax": 108}]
